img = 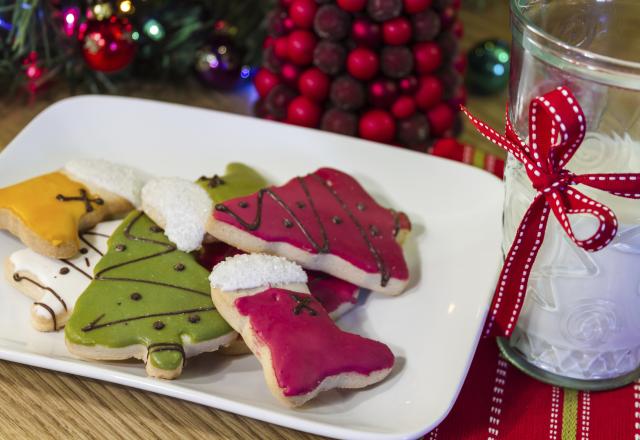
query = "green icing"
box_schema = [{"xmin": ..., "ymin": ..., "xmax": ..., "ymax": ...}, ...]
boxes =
[
  {"xmin": 65, "ymin": 211, "xmax": 233, "ymax": 373},
  {"xmin": 196, "ymin": 162, "xmax": 267, "ymax": 204}
]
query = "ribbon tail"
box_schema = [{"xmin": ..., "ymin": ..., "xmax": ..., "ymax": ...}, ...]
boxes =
[
  {"xmin": 483, "ymin": 196, "xmax": 550, "ymax": 338},
  {"xmin": 575, "ymin": 173, "xmax": 640, "ymax": 200}
]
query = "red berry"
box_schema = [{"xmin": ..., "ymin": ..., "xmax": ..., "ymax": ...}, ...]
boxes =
[
  {"xmin": 427, "ymin": 103, "xmax": 455, "ymax": 136},
  {"xmin": 453, "ymin": 53, "xmax": 466, "ymax": 74},
  {"xmin": 274, "ymin": 36, "xmax": 289, "ymax": 59},
  {"xmin": 287, "ymin": 96, "xmax": 322, "ymax": 127},
  {"xmin": 321, "ymin": 108, "xmax": 358, "ymax": 136},
  {"xmin": 267, "ymin": 9, "xmax": 288, "ymax": 37},
  {"xmin": 263, "ymin": 36, "xmax": 275, "ymax": 49},
  {"xmin": 265, "ymin": 85, "xmax": 296, "ymax": 119},
  {"xmin": 391, "ymin": 96, "xmax": 416, "ymax": 119},
  {"xmin": 368, "ymin": 79, "xmax": 398, "ymax": 108},
  {"xmin": 440, "ymin": 6, "xmax": 456, "ymax": 29},
  {"xmin": 399, "ymin": 75, "xmax": 418, "ymax": 93},
  {"xmin": 351, "ymin": 18, "xmax": 382, "ymax": 48},
  {"xmin": 413, "ymin": 42, "xmax": 442, "ymax": 74},
  {"xmin": 397, "ymin": 113, "xmax": 430, "ymax": 149},
  {"xmin": 298, "ymin": 67, "xmax": 330, "ymax": 101},
  {"xmin": 412, "ymin": 10, "xmax": 441, "ymax": 42},
  {"xmin": 382, "ymin": 17, "xmax": 412, "ymax": 45},
  {"xmin": 448, "ymin": 86, "xmax": 466, "ymax": 108},
  {"xmin": 281, "ymin": 0, "xmax": 293, "ymax": 7},
  {"xmin": 452, "ymin": 19, "xmax": 463, "ymax": 38},
  {"xmin": 359, "ymin": 109, "xmax": 396, "ymax": 143},
  {"xmin": 432, "ymin": 138, "xmax": 463, "ymax": 160},
  {"xmin": 415, "ymin": 75, "xmax": 443, "ymax": 110},
  {"xmin": 314, "ymin": 5, "xmax": 350, "ymax": 41},
  {"xmin": 281, "ymin": 63, "xmax": 301, "ymax": 85},
  {"xmin": 254, "ymin": 69, "xmax": 281, "ymax": 98},
  {"xmin": 289, "ymin": 0, "xmax": 317, "ymax": 28},
  {"xmin": 263, "ymin": 46, "xmax": 283, "ymax": 73},
  {"xmin": 313, "ymin": 40, "xmax": 346, "ymax": 75},
  {"xmin": 380, "ymin": 46, "xmax": 413, "ymax": 78},
  {"xmin": 347, "ymin": 47, "xmax": 379, "ymax": 80},
  {"xmin": 403, "ymin": 0, "xmax": 432, "ymax": 13},
  {"xmin": 287, "ymin": 30, "xmax": 316, "ymax": 65},
  {"xmin": 330, "ymin": 75, "xmax": 366, "ymax": 110},
  {"xmin": 284, "ymin": 17, "xmax": 295, "ymax": 31},
  {"xmin": 337, "ymin": 0, "xmax": 367, "ymax": 12},
  {"xmin": 367, "ymin": 0, "xmax": 402, "ymax": 22}
]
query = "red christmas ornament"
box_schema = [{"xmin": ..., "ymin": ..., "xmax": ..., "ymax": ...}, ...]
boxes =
[
  {"xmin": 391, "ymin": 96, "xmax": 416, "ymax": 119},
  {"xmin": 413, "ymin": 42, "xmax": 442, "ymax": 74},
  {"xmin": 298, "ymin": 67, "xmax": 330, "ymax": 101},
  {"xmin": 359, "ymin": 109, "xmax": 396, "ymax": 143},
  {"xmin": 368, "ymin": 79, "xmax": 398, "ymax": 108},
  {"xmin": 287, "ymin": 30, "xmax": 316, "ymax": 65},
  {"xmin": 347, "ymin": 48, "xmax": 379, "ymax": 81},
  {"xmin": 336, "ymin": 0, "xmax": 367, "ymax": 12},
  {"xmin": 415, "ymin": 75, "xmax": 443, "ymax": 110},
  {"xmin": 403, "ymin": 0, "xmax": 432, "ymax": 13},
  {"xmin": 382, "ymin": 17, "xmax": 412, "ymax": 45},
  {"xmin": 427, "ymin": 103, "xmax": 455, "ymax": 136},
  {"xmin": 289, "ymin": 0, "xmax": 317, "ymax": 29},
  {"xmin": 254, "ymin": 69, "xmax": 281, "ymax": 98},
  {"xmin": 273, "ymin": 36, "xmax": 290, "ymax": 59},
  {"xmin": 351, "ymin": 18, "xmax": 382, "ymax": 48},
  {"xmin": 281, "ymin": 63, "xmax": 301, "ymax": 86},
  {"xmin": 287, "ymin": 95, "xmax": 322, "ymax": 127},
  {"xmin": 79, "ymin": 16, "xmax": 136, "ymax": 73}
]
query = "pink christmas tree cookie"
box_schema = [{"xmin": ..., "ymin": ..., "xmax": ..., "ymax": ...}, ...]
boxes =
[
  {"xmin": 209, "ymin": 254, "xmax": 395, "ymax": 407},
  {"xmin": 207, "ymin": 168, "xmax": 411, "ymax": 295}
]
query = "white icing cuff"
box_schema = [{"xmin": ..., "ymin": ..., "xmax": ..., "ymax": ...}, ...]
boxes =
[
  {"xmin": 64, "ymin": 159, "xmax": 151, "ymax": 207},
  {"xmin": 141, "ymin": 177, "xmax": 212, "ymax": 252},
  {"xmin": 210, "ymin": 254, "xmax": 308, "ymax": 291}
]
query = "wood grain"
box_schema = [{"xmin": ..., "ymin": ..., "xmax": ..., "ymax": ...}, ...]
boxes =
[{"xmin": 0, "ymin": 2, "xmax": 510, "ymax": 438}]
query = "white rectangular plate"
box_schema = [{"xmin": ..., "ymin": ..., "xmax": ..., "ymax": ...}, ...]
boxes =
[{"xmin": 0, "ymin": 96, "xmax": 503, "ymax": 440}]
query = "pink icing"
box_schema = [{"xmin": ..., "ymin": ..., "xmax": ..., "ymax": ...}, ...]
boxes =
[
  {"xmin": 235, "ymin": 288, "xmax": 394, "ymax": 397},
  {"xmin": 307, "ymin": 270, "xmax": 359, "ymax": 314},
  {"xmin": 196, "ymin": 243, "xmax": 359, "ymax": 313},
  {"xmin": 213, "ymin": 168, "xmax": 410, "ymax": 284}
]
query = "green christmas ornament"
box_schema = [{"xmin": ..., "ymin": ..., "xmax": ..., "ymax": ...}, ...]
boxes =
[
  {"xmin": 466, "ymin": 39, "xmax": 510, "ymax": 95},
  {"xmin": 65, "ymin": 211, "xmax": 235, "ymax": 379}
]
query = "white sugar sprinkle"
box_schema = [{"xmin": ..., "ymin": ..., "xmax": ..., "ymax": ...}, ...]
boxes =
[
  {"xmin": 141, "ymin": 177, "xmax": 212, "ymax": 252},
  {"xmin": 64, "ymin": 159, "xmax": 151, "ymax": 207},
  {"xmin": 210, "ymin": 254, "xmax": 307, "ymax": 291}
]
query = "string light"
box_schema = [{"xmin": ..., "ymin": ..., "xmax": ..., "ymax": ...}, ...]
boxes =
[
  {"xmin": 143, "ymin": 19, "xmax": 165, "ymax": 41},
  {"xmin": 119, "ymin": 0, "xmax": 134, "ymax": 14},
  {"xmin": 62, "ymin": 7, "xmax": 80, "ymax": 36}
]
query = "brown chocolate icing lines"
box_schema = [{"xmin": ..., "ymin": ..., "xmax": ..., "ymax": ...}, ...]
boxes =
[
  {"xmin": 289, "ymin": 293, "xmax": 318, "ymax": 316},
  {"xmin": 34, "ymin": 302, "xmax": 57, "ymax": 330},
  {"xmin": 81, "ymin": 306, "xmax": 215, "ymax": 332},
  {"xmin": 56, "ymin": 189, "xmax": 104, "ymax": 213},
  {"xmin": 215, "ymin": 172, "xmax": 393, "ymax": 286},
  {"xmin": 147, "ymin": 343, "xmax": 186, "ymax": 363},
  {"xmin": 92, "ymin": 212, "xmax": 209, "ymax": 298},
  {"xmin": 199, "ymin": 174, "xmax": 226, "ymax": 188},
  {"xmin": 13, "ymin": 273, "xmax": 68, "ymax": 312}
]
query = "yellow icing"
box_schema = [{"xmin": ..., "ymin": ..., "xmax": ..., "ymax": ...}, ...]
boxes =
[{"xmin": 0, "ymin": 172, "xmax": 104, "ymax": 247}]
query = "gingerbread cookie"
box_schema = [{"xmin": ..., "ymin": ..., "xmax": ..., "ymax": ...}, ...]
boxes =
[
  {"xmin": 141, "ymin": 163, "xmax": 268, "ymax": 252},
  {"xmin": 5, "ymin": 220, "xmax": 122, "ymax": 332},
  {"xmin": 210, "ymin": 254, "xmax": 395, "ymax": 407},
  {"xmin": 207, "ymin": 168, "xmax": 411, "ymax": 295},
  {"xmin": 0, "ymin": 160, "xmax": 148, "ymax": 258},
  {"xmin": 65, "ymin": 211, "xmax": 236, "ymax": 380}
]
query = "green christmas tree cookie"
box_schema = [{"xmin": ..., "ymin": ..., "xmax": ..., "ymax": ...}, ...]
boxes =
[
  {"xmin": 65, "ymin": 211, "xmax": 236, "ymax": 379},
  {"xmin": 196, "ymin": 162, "xmax": 267, "ymax": 203}
]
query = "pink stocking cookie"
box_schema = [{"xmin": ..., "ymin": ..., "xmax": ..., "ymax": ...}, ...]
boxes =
[
  {"xmin": 209, "ymin": 254, "xmax": 395, "ymax": 407},
  {"xmin": 207, "ymin": 168, "xmax": 411, "ymax": 295}
]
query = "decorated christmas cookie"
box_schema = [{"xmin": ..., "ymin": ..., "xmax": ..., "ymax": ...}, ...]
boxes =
[
  {"xmin": 196, "ymin": 162, "xmax": 268, "ymax": 204},
  {"xmin": 0, "ymin": 161, "xmax": 148, "ymax": 258},
  {"xmin": 6, "ymin": 220, "xmax": 121, "ymax": 332},
  {"xmin": 65, "ymin": 211, "xmax": 236, "ymax": 380},
  {"xmin": 207, "ymin": 168, "xmax": 412, "ymax": 295},
  {"xmin": 141, "ymin": 163, "xmax": 268, "ymax": 253},
  {"xmin": 210, "ymin": 254, "xmax": 395, "ymax": 407},
  {"xmin": 196, "ymin": 242, "xmax": 360, "ymax": 320}
]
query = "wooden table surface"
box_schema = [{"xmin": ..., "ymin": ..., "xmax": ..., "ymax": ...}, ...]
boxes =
[{"xmin": 0, "ymin": 2, "xmax": 510, "ymax": 439}]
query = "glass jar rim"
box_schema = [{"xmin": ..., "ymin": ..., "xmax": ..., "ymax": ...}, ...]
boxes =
[{"xmin": 510, "ymin": 0, "xmax": 640, "ymax": 75}]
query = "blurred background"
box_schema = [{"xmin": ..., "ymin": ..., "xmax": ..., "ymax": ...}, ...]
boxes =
[{"xmin": 0, "ymin": 0, "xmax": 510, "ymax": 161}]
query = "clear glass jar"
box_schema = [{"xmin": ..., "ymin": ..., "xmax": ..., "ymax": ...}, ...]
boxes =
[{"xmin": 498, "ymin": 0, "xmax": 640, "ymax": 390}]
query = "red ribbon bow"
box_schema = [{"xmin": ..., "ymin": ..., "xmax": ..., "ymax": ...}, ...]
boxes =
[{"xmin": 463, "ymin": 87, "xmax": 640, "ymax": 338}]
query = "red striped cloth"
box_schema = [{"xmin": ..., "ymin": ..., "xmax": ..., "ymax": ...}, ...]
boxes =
[{"xmin": 425, "ymin": 339, "xmax": 639, "ymax": 439}]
